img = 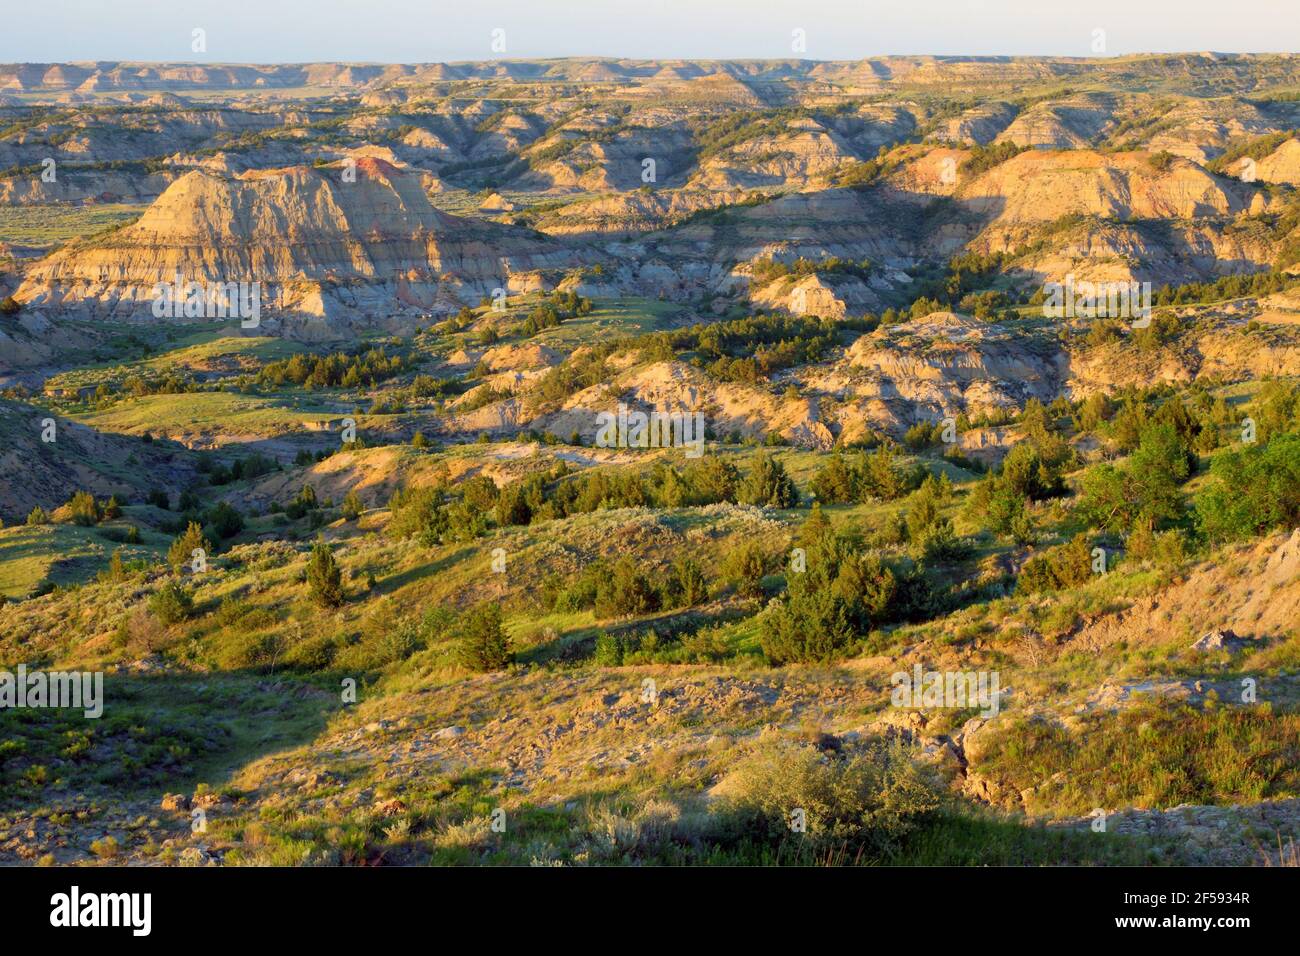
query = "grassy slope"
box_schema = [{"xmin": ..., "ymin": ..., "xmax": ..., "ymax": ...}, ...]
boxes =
[
  {"xmin": 0, "ymin": 203, "xmax": 146, "ymax": 247},
  {"xmin": 44, "ymin": 333, "xmax": 307, "ymax": 392},
  {"xmin": 71, "ymin": 391, "xmax": 344, "ymax": 436},
  {"xmin": 3, "ymin": 293, "xmax": 1299, "ymax": 864}
]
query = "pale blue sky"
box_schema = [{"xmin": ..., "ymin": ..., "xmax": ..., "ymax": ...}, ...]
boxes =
[{"xmin": 3, "ymin": 0, "xmax": 1299, "ymax": 62}]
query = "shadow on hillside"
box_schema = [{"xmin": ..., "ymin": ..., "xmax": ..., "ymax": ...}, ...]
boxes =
[
  {"xmin": 373, "ymin": 545, "xmax": 477, "ymax": 597},
  {"xmin": 515, "ymin": 603, "xmax": 754, "ymax": 665},
  {"xmin": 0, "ymin": 668, "xmax": 340, "ymax": 812}
]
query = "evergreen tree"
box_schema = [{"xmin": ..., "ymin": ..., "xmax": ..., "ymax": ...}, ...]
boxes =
[
  {"xmin": 108, "ymin": 548, "xmax": 126, "ymax": 583},
  {"xmin": 683, "ymin": 453, "xmax": 739, "ymax": 503},
  {"xmin": 148, "ymin": 580, "xmax": 194, "ymax": 625},
  {"xmin": 307, "ymin": 535, "xmax": 344, "ymax": 608},
  {"xmin": 669, "ymin": 556, "xmax": 709, "ymax": 607},
  {"xmin": 168, "ymin": 522, "xmax": 211, "ymax": 572},
  {"xmin": 809, "ymin": 453, "xmax": 856, "ymax": 503},
  {"xmin": 341, "ymin": 490, "xmax": 364, "ymax": 521},
  {"xmin": 725, "ymin": 541, "xmax": 769, "ymax": 599},
  {"xmin": 456, "ymin": 604, "xmax": 511, "ymax": 671},
  {"xmin": 595, "ymin": 556, "xmax": 660, "ymax": 618},
  {"xmin": 739, "ymin": 452, "xmax": 798, "ymax": 508},
  {"xmin": 857, "ymin": 443, "xmax": 919, "ymax": 501},
  {"xmin": 67, "ymin": 490, "xmax": 101, "ymax": 527}
]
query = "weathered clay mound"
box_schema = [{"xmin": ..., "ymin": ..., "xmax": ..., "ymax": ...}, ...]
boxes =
[
  {"xmin": 15, "ymin": 164, "xmax": 576, "ymax": 328},
  {"xmin": 960, "ymin": 149, "xmax": 1251, "ymax": 223}
]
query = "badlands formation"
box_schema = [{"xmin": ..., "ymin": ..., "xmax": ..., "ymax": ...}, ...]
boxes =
[{"xmin": 2, "ymin": 54, "xmax": 1300, "ymax": 869}]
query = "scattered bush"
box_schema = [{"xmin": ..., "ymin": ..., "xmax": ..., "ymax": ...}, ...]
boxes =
[
  {"xmin": 306, "ymin": 535, "xmax": 344, "ymax": 608},
  {"xmin": 148, "ymin": 581, "xmax": 194, "ymax": 625},
  {"xmin": 716, "ymin": 737, "xmax": 940, "ymax": 858},
  {"xmin": 456, "ymin": 604, "xmax": 511, "ymax": 672},
  {"xmin": 738, "ymin": 452, "xmax": 798, "ymax": 508},
  {"xmin": 1018, "ymin": 534, "xmax": 1095, "ymax": 594},
  {"xmin": 167, "ymin": 522, "xmax": 211, "ymax": 572}
]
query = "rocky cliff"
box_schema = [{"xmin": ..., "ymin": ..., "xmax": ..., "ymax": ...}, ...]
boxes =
[{"xmin": 14, "ymin": 158, "xmax": 580, "ymax": 336}]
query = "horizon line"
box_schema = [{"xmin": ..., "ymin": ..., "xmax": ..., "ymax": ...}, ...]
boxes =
[{"xmin": 3, "ymin": 50, "xmax": 1299, "ymax": 68}]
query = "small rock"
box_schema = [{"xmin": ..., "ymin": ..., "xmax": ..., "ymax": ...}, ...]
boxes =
[
  {"xmin": 178, "ymin": 846, "xmax": 212, "ymax": 867},
  {"xmin": 1191, "ymin": 629, "xmax": 1249, "ymax": 653},
  {"xmin": 812, "ymin": 732, "xmax": 842, "ymax": 753}
]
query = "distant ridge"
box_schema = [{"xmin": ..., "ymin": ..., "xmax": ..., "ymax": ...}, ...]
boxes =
[{"xmin": 1, "ymin": 53, "xmax": 1297, "ymax": 98}]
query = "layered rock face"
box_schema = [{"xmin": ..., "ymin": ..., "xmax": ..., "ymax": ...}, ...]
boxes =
[
  {"xmin": 15, "ymin": 158, "xmax": 578, "ymax": 336},
  {"xmin": 0, "ymin": 169, "xmax": 177, "ymax": 205},
  {"xmin": 749, "ymin": 272, "xmax": 882, "ymax": 317},
  {"xmin": 5, "ymin": 56, "xmax": 1300, "ymax": 346},
  {"xmin": 527, "ymin": 360, "xmax": 835, "ymax": 450},
  {"xmin": 800, "ymin": 312, "xmax": 1067, "ymax": 441},
  {"xmin": 993, "ymin": 94, "xmax": 1121, "ymax": 149},
  {"xmin": 960, "ymin": 150, "xmax": 1251, "ymax": 225},
  {"xmin": 1256, "ymin": 137, "xmax": 1300, "ymax": 185}
]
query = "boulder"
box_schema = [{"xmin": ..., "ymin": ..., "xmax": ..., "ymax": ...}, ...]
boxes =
[{"xmin": 1190, "ymin": 629, "xmax": 1250, "ymax": 653}]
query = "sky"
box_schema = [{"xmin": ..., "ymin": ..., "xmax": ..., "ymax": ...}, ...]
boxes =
[{"xmin": 3, "ymin": 0, "xmax": 1300, "ymax": 63}]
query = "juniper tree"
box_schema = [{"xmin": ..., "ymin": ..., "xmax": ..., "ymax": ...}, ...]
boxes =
[
  {"xmin": 148, "ymin": 580, "xmax": 194, "ymax": 625},
  {"xmin": 168, "ymin": 522, "xmax": 211, "ymax": 572},
  {"xmin": 108, "ymin": 548, "xmax": 126, "ymax": 582},
  {"xmin": 341, "ymin": 490, "xmax": 364, "ymax": 521},
  {"xmin": 67, "ymin": 491, "xmax": 101, "ymax": 527},
  {"xmin": 739, "ymin": 452, "xmax": 798, "ymax": 508},
  {"xmin": 809, "ymin": 453, "xmax": 856, "ymax": 503},
  {"xmin": 456, "ymin": 603, "xmax": 511, "ymax": 672},
  {"xmin": 306, "ymin": 535, "xmax": 344, "ymax": 608},
  {"xmin": 725, "ymin": 541, "xmax": 768, "ymax": 600}
]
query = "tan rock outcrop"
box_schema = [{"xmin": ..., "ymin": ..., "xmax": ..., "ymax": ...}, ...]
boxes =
[{"xmin": 15, "ymin": 160, "xmax": 580, "ymax": 335}]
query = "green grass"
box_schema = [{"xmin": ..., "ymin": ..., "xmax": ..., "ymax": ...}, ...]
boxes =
[
  {"xmin": 896, "ymin": 810, "xmax": 1164, "ymax": 865},
  {"xmin": 0, "ymin": 522, "xmax": 164, "ymax": 599},
  {"xmin": 0, "ymin": 525, "xmax": 78, "ymax": 598},
  {"xmin": 202, "ymin": 766, "xmax": 1165, "ymax": 866},
  {"xmin": 533, "ymin": 297, "xmax": 683, "ymax": 348},
  {"xmin": 975, "ymin": 701, "xmax": 1300, "ymax": 816},
  {"xmin": 428, "ymin": 188, "xmax": 603, "ymax": 219},
  {"xmin": 45, "ymin": 333, "xmax": 308, "ymax": 393},
  {"xmin": 0, "ymin": 672, "xmax": 336, "ymax": 810},
  {"xmin": 447, "ymin": 295, "xmax": 683, "ymax": 353},
  {"xmin": 0, "ymin": 203, "xmax": 145, "ymax": 247},
  {"xmin": 71, "ymin": 390, "xmax": 346, "ymax": 436}
]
